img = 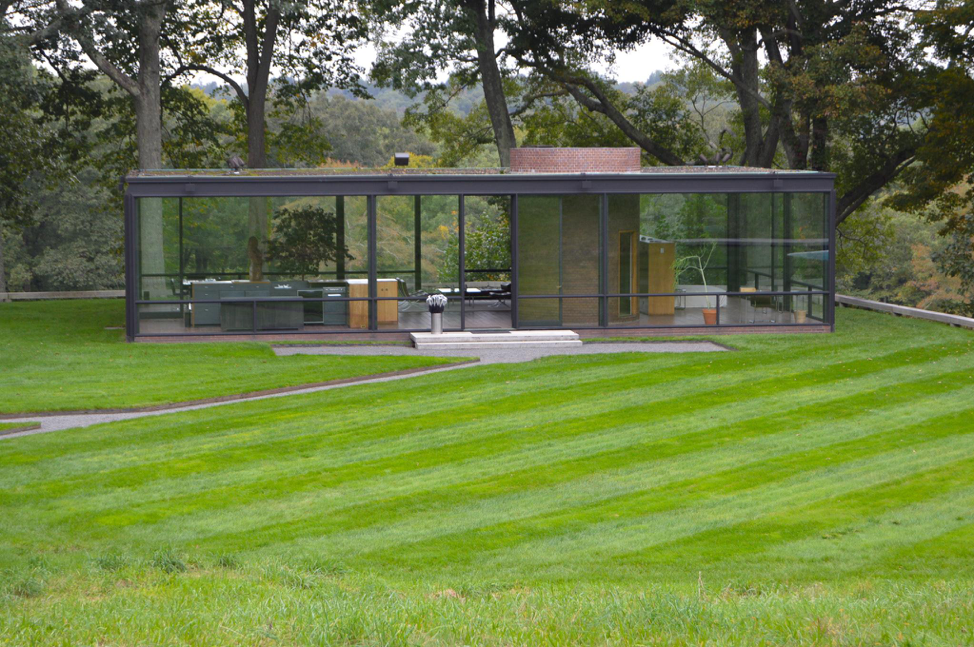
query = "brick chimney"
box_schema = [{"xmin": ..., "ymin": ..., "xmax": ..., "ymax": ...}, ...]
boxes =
[{"xmin": 509, "ymin": 147, "xmax": 641, "ymax": 173}]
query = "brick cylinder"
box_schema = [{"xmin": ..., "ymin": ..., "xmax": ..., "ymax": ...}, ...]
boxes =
[{"xmin": 509, "ymin": 147, "xmax": 641, "ymax": 173}]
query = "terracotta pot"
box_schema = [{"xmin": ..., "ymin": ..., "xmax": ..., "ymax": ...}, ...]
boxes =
[
  {"xmin": 794, "ymin": 309, "xmax": 807, "ymax": 324},
  {"xmin": 702, "ymin": 308, "xmax": 717, "ymax": 325}
]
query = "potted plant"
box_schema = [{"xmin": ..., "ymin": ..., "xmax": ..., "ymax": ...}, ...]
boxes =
[{"xmin": 677, "ymin": 243, "xmax": 719, "ymax": 325}]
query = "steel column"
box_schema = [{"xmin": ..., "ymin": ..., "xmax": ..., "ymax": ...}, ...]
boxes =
[
  {"xmin": 368, "ymin": 195, "xmax": 377, "ymax": 330},
  {"xmin": 600, "ymin": 193, "xmax": 609, "ymax": 328},
  {"xmin": 123, "ymin": 193, "xmax": 138, "ymax": 341},
  {"xmin": 414, "ymin": 195, "xmax": 422, "ymax": 291},
  {"xmin": 511, "ymin": 194, "xmax": 519, "ymax": 329},
  {"xmin": 829, "ymin": 189, "xmax": 837, "ymax": 331}
]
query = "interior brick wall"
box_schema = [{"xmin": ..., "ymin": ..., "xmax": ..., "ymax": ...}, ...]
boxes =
[
  {"xmin": 510, "ymin": 147, "xmax": 641, "ymax": 173},
  {"xmin": 560, "ymin": 195, "xmax": 601, "ymax": 326}
]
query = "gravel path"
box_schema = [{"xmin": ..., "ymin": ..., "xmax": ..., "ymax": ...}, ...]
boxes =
[
  {"xmin": 1, "ymin": 341, "xmax": 725, "ymax": 440},
  {"xmin": 273, "ymin": 340, "xmax": 726, "ymax": 363}
]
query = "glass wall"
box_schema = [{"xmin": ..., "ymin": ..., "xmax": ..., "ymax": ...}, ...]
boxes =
[
  {"xmin": 605, "ymin": 192, "xmax": 829, "ymax": 328},
  {"xmin": 464, "ymin": 195, "xmax": 512, "ymax": 329},
  {"xmin": 136, "ymin": 195, "xmax": 369, "ymax": 334},
  {"xmin": 132, "ymin": 188, "xmax": 829, "ymax": 336},
  {"xmin": 376, "ymin": 194, "xmax": 461, "ymax": 330}
]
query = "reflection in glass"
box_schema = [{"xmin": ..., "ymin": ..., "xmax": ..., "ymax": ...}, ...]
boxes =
[
  {"xmin": 136, "ymin": 195, "xmax": 369, "ymax": 334},
  {"xmin": 464, "ymin": 195, "xmax": 512, "ymax": 329}
]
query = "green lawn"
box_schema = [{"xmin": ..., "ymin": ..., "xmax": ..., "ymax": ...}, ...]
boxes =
[
  {"xmin": 0, "ymin": 421, "xmax": 38, "ymax": 433},
  {"xmin": 2, "ymin": 306, "xmax": 974, "ymax": 645},
  {"xmin": 0, "ymin": 300, "xmax": 457, "ymax": 413}
]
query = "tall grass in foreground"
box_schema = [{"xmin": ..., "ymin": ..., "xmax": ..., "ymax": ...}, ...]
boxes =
[{"xmin": 2, "ymin": 565, "xmax": 972, "ymax": 646}]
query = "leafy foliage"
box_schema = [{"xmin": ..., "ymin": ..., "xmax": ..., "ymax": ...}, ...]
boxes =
[
  {"xmin": 931, "ymin": 212, "xmax": 974, "ymax": 315},
  {"xmin": 267, "ymin": 205, "xmax": 352, "ymax": 277},
  {"xmin": 0, "ymin": 29, "xmax": 60, "ymax": 229}
]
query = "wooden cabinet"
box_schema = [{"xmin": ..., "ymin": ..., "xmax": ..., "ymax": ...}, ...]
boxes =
[
  {"xmin": 347, "ymin": 279, "xmax": 398, "ymax": 329},
  {"xmin": 644, "ymin": 241, "xmax": 676, "ymax": 316}
]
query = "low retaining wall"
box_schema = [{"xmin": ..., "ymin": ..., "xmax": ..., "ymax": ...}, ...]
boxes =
[
  {"xmin": 0, "ymin": 290, "xmax": 123, "ymax": 301},
  {"xmin": 836, "ymin": 294, "xmax": 974, "ymax": 330}
]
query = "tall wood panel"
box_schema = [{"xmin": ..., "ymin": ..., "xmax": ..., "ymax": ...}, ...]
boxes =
[{"xmin": 645, "ymin": 241, "xmax": 675, "ymax": 315}]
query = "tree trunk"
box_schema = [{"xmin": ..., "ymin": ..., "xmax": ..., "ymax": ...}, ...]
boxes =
[
  {"xmin": 134, "ymin": 1, "xmax": 167, "ymax": 299},
  {"xmin": 241, "ymin": 0, "xmax": 279, "ymax": 268},
  {"xmin": 809, "ymin": 116, "xmax": 829, "ymax": 171},
  {"xmin": 0, "ymin": 221, "xmax": 7, "ymax": 300},
  {"xmin": 246, "ymin": 74, "xmax": 268, "ymax": 268},
  {"xmin": 466, "ymin": 0, "xmax": 516, "ymax": 166},
  {"xmin": 725, "ymin": 31, "xmax": 765, "ymax": 167}
]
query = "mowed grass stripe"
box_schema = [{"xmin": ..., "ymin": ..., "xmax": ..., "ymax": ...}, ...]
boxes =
[
  {"xmin": 4, "ymin": 321, "xmax": 956, "ymax": 470},
  {"xmin": 166, "ymin": 374, "xmax": 974, "ymax": 554},
  {"xmin": 28, "ymin": 354, "xmax": 974, "ymax": 545},
  {"xmin": 233, "ymin": 390, "xmax": 974, "ymax": 562},
  {"xmin": 882, "ymin": 520, "xmax": 974, "ymax": 577},
  {"xmin": 606, "ymin": 468, "xmax": 974, "ymax": 583},
  {"xmin": 487, "ymin": 441, "xmax": 974, "ymax": 572},
  {"xmin": 9, "ymin": 338, "xmax": 969, "ymax": 526},
  {"xmin": 746, "ymin": 485, "xmax": 974, "ymax": 580}
]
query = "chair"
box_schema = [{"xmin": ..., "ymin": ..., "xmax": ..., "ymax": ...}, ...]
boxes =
[
  {"xmin": 397, "ymin": 277, "xmax": 428, "ymax": 313},
  {"xmin": 740, "ymin": 287, "xmax": 780, "ymax": 323}
]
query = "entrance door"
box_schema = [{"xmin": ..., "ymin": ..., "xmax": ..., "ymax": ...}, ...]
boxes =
[{"xmin": 462, "ymin": 195, "xmax": 513, "ymax": 330}]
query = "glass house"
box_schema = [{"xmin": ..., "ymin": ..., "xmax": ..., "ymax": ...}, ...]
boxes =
[{"xmin": 122, "ymin": 148, "xmax": 835, "ymax": 341}]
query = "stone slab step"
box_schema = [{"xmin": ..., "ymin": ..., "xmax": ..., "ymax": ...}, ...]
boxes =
[
  {"xmin": 413, "ymin": 340, "xmax": 583, "ymax": 350},
  {"xmin": 410, "ymin": 330, "xmax": 580, "ymax": 347}
]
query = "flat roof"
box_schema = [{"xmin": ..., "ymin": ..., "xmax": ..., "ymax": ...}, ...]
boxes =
[
  {"xmin": 123, "ymin": 167, "xmax": 835, "ymax": 199},
  {"xmin": 128, "ymin": 166, "xmax": 826, "ymax": 178}
]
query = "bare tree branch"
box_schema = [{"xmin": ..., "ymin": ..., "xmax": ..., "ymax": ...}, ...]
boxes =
[
  {"xmin": 837, "ymin": 148, "xmax": 917, "ymax": 223},
  {"xmin": 52, "ymin": 0, "xmax": 140, "ymax": 96}
]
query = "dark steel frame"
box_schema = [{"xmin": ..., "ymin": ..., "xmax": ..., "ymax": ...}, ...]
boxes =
[{"xmin": 123, "ymin": 170, "xmax": 836, "ymax": 340}]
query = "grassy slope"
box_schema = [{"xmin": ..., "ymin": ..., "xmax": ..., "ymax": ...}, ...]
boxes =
[
  {"xmin": 2, "ymin": 308, "xmax": 974, "ymax": 644},
  {"xmin": 0, "ymin": 300, "xmax": 455, "ymax": 413}
]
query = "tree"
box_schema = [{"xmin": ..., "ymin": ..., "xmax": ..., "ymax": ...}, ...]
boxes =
[
  {"xmin": 17, "ymin": 0, "xmax": 179, "ymax": 297},
  {"xmin": 507, "ymin": 0, "xmax": 965, "ymax": 225},
  {"xmin": 173, "ymin": 0, "xmax": 366, "ymax": 170},
  {"xmin": 170, "ymin": 0, "xmax": 366, "ymax": 276},
  {"xmin": 932, "ymin": 212, "xmax": 974, "ymax": 315},
  {"xmin": 0, "ymin": 18, "xmax": 61, "ymax": 297},
  {"xmin": 371, "ymin": 0, "xmax": 519, "ymax": 165}
]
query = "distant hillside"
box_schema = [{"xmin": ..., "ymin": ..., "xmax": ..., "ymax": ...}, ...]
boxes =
[{"xmin": 190, "ymin": 70, "xmax": 665, "ymax": 118}]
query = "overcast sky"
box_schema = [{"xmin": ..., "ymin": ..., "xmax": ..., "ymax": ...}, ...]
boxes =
[
  {"xmin": 189, "ymin": 37, "xmax": 678, "ymax": 89},
  {"xmin": 347, "ymin": 39, "xmax": 678, "ymax": 86}
]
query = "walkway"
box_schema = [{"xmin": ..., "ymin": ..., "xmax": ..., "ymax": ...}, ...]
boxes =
[{"xmin": 1, "ymin": 341, "xmax": 726, "ymax": 439}]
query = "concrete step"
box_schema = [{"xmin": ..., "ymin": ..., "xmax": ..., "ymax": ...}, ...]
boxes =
[
  {"xmin": 410, "ymin": 330, "xmax": 580, "ymax": 348},
  {"xmin": 413, "ymin": 339, "xmax": 583, "ymax": 350}
]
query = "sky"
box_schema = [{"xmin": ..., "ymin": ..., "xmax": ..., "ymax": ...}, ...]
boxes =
[
  {"xmin": 188, "ymin": 36, "xmax": 679, "ymax": 89},
  {"xmin": 346, "ymin": 39, "xmax": 677, "ymax": 86}
]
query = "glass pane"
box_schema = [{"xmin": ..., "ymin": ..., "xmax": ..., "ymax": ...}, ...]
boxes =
[
  {"xmin": 137, "ymin": 197, "xmax": 181, "ymax": 301},
  {"xmin": 608, "ymin": 192, "xmax": 829, "ymax": 328},
  {"xmin": 376, "ymin": 194, "xmax": 460, "ymax": 330},
  {"xmin": 137, "ymin": 195, "xmax": 369, "ymax": 334},
  {"xmin": 136, "ymin": 294, "xmax": 367, "ymax": 335},
  {"xmin": 465, "ymin": 195, "xmax": 512, "ymax": 330}
]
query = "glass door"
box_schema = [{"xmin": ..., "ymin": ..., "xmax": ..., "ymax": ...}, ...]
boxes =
[{"xmin": 462, "ymin": 195, "xmax": 513, "ymax": 330}]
